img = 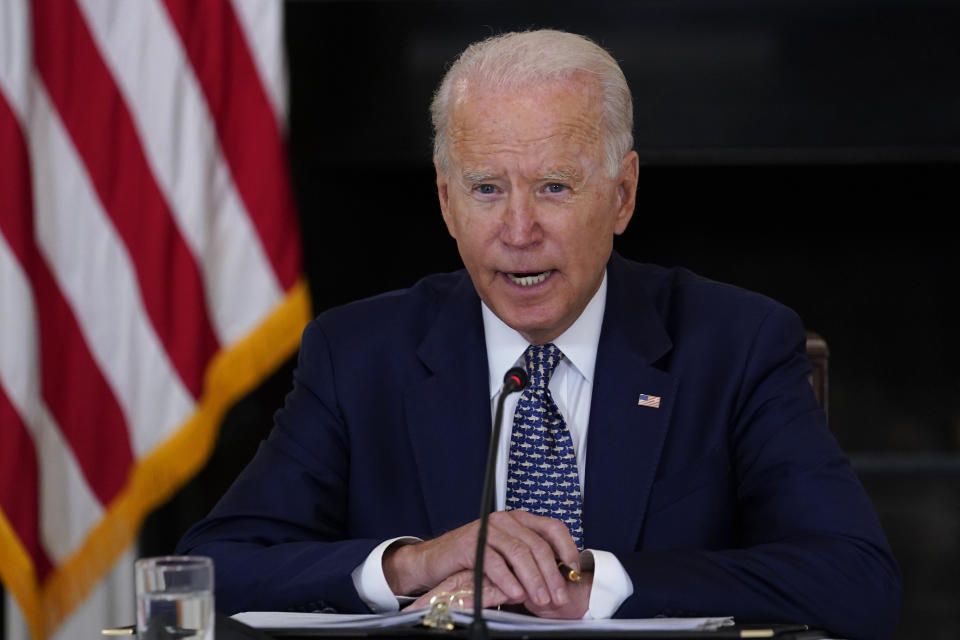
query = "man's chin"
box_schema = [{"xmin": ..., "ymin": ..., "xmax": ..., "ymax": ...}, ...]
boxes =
[{"xmin": 501, "ymin": 311, "xmax": 567, "ymax": 345}]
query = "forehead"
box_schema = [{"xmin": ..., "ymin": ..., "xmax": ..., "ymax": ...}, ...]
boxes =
[{"xmin": 446, "ymin": 76, "xmax": 604, "ymax": 170}]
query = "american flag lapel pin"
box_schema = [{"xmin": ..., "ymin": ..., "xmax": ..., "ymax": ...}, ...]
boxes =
[{"xmin": 637, "ymin": 393, "xmax": 661, "ymax": 408}]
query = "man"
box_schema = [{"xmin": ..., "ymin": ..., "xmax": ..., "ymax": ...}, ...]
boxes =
[{"xmin": 178, "ymin": 30, "xmax": 900, "ymax": 638}]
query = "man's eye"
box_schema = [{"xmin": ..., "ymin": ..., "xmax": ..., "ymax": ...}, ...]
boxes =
[
  {"xmin": 545, "ymin": 183, "xmax": 567, "ymax": 194},
  {"xmin": 474, "ymin": 184, "xmax": 497, "ymax": 195}
]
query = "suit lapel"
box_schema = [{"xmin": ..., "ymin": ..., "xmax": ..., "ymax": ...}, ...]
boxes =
[
  {"xmin": 404, "ymin": 276, "xmax": 492, "ymax": 535},
  {"xmin": 583, "ymin": 256, "xmax": 677, "ymax": 551}
]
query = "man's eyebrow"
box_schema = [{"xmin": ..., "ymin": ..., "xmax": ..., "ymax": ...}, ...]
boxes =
[
  {"xmin": 543, "ymin": 168, "xmax": 582, "ymax": 183},
  {"xmin": 462, "ymin": 169, "xmax": 496, "ymax": 183},
  {"xmin": 460, "ymin": 168, "xmax": 583, "ymax": 183}
]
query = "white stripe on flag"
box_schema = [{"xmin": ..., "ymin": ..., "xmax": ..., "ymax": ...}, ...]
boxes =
[
  {"xmin": 35, "ymin": 405, "xmax": 107, "ymax": 564},
  {"xmin": 0, "ymin": 234, "xmax": 105, "ymax": 564},
  {"xmin": 77, "ymin": 0, "xmax": 284, "ymax": 346},
  {"xmin": 28, "ymin": 80, "xmax": 194, "ymax": 458},
  {"xmin": 231, "ymin": 0, "xmax": 288, "ymax": 122},
  {"xmin": 0, "ymin": 0, "xmax": 31, "ymax": 115}
]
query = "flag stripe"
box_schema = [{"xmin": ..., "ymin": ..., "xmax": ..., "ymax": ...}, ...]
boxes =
[
  {"xmin": 0, "ymin": 151, "xmax": 107, "ymax": 577},
  {"xmin": 0, "ymin": 387, "xmax": 52, "ymax": 583},
  {"xmin": 34, "ymin": 258, "xmax": 136, "ymax": 506},
  {"xmin": 28, "ymin": 78, "xmax": 195, "ymax": 462},
  {"xmin": 229, "ymin": 0, "xmax": 287, "ymax": 120},
  {"xmin": 0, "ymin": 85, "xmax": 134, "ymax": 507},
  {"xmin": 0, "ymin": 0, "xmax": 32, "ymax": 114},
  {"xmin": 75, "ymin": 0, "xmax": 284, "ymax": 347},
  {"xmin": 31, "ymin": 0, "xmax": 220, "ymax": 400},
  {"xmin": 0, "ymin": 88, "xmax": 46, "ymax": 579},
  {"xmin": 162, "ymin": 0, "xmax": 302, "ymax": 290},
  {"xmin": 0, "ymin": 193, "xmax": 108, "ymax": 573}
]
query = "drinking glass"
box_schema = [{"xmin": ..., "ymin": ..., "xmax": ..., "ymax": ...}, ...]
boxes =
[{"xmin": 135, "ymin": 556, "xmax": 214, "ymax": 640}]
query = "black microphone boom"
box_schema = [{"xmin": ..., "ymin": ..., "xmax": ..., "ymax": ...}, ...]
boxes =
[{"xmin": 472, "ymin": 366, "xmax": 527, "ymax": 640}]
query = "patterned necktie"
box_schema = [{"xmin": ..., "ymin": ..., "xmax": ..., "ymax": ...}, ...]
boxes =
[{"xmin": 505, "ymin": 343, "xmax": 584, "ymax": 550}]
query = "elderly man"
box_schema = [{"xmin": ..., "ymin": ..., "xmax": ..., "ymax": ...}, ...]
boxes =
[{"xmin": 178, "ymin": 30, "xmax": 900, "ymax": 639}]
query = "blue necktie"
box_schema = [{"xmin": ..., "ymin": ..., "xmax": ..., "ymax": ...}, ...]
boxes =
[{"xmin": 505, "ymin": 343, "xmax": 584, "ymax": 550}]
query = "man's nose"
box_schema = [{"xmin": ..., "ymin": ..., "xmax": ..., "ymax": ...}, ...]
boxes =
[{"xmin": 500, "ymin": 192, "xmax": 541, "ymax": 247}]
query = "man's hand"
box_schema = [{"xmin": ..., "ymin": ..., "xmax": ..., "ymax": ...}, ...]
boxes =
[
  {"xmin": 405, "ymin": 568, "xmax": 593, "ymax": 620},
  {"xmin": 405, "ymin": 569, "xmax": 515, "ymax": 612},
  {"xmin": 522, "ymin": 569, "xmax": 592, "ymax": 619},
  {"xmin": 382, "ymin": 510, "xmax": 581, "ymax": 609}
]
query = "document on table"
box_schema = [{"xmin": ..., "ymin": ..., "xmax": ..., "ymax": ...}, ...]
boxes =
[
  {"xmin": 232, "ymin": 609, "xmax": 734, "ymax": 632},
  {"xmin": 232, "ymin": 610, "xmax": 423, "ymax": 630}
]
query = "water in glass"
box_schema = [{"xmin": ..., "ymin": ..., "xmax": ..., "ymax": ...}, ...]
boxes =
[{"xmin": 137, "ymin": 588, "xmax": 213, "ymax": 640}]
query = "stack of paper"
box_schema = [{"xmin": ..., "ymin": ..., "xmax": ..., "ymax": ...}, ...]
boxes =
[{"xmin": 232, "ymin": 609, "xmax": 734, "ymax": 632}]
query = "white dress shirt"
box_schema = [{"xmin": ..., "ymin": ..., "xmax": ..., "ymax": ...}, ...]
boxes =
[{"xmin": 352, "ymin": 272, "xmax": 633, "ymax": 617}]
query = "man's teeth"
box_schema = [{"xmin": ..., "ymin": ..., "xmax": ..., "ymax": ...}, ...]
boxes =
[{"xmin": 507, "ymin": 270, "xmax": 551, "ymax": 287}]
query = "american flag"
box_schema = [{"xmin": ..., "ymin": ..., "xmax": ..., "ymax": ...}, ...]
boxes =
[
  {"xmin": 0, "ymin": 1, "xmax": 309, "ymax": 638},
  {"xmin": 637, "ymin": 393, "xmax": 661, "ymax": 409}
]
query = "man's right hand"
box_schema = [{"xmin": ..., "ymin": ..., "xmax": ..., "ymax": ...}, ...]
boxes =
[{"xmin": 381, "ymin": 510, "xmax": 580, "ymax": 609}]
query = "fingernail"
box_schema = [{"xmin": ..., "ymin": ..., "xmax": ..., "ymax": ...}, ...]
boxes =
[
  {"xmin": 537, "ymin": 588, "xmax": 550, "ymax": 605},
  {"xmin": 554, "ymin": 587, "xmax": 568, "ymax": 604}
]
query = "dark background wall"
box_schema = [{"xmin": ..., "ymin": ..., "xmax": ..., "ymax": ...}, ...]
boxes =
[{"xmin": 141, "ymin": 1, "xmax": 959, "ymax": 639}]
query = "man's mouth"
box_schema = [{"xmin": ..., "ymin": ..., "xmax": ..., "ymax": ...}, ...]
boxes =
[{"xmin": 506, "ymin": 270, "xmax": 552, "ymax": 287}]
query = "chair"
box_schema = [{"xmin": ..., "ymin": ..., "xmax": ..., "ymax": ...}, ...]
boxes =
[{"xmin": 805, "ymin": 331, "xmax": 829, "ymax": 420}]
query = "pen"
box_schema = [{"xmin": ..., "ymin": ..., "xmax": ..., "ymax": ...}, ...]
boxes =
[
  {"xmin": 557, "ymin": 561, "xmax": 581, "ymax": 582},
  {"xmin": 101, "ymin": 625, "xmax": 134, "ymax": 636}
]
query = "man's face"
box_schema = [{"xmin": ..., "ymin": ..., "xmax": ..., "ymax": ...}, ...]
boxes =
[{"xmin": 436, "ymin": 75, "xmax": 638, "ymax": 345}]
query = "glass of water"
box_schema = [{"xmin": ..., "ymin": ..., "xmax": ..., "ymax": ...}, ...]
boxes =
[{"xmin": 136, "ymin": 556, "xmax": 214, "ymax": 640}]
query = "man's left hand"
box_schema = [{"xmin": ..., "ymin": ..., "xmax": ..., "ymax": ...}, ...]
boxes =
[{"xmin": 405, "ymin": 568, "xmax": 593, "ymax": 620}]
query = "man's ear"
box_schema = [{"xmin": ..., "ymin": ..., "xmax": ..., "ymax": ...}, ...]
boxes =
[
  {"xmin": 435, "ymin": 159, "xmax": 457, "ymax": 239},
  {"xmin": 613, "ymin": 151, "xmax": 639, "ymax": 236}
]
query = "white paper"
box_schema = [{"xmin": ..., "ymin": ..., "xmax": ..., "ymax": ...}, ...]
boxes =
[
  {"xmin": 232, "ymin": 610, "xmax": 425, "ymax": 629},
  {"xmin": 233, "ymin": 609, "xmax": 733, "ymax": 632},
  {"xmin": 457, "ymin": 609, "xmax": 733, "ymax": 631}
]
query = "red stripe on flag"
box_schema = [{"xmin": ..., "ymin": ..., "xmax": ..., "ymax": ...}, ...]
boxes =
[
  {"xmin": 0, "ymin": 387, "xmax": 54, "ymax": 582},
  {"xmin": 31, "ymin": 0, "xmax": 220, "ymax": 399},
  {"xmin": 0, "ymin": 87, "xmax": 134, "ymax": 507},
  {"xmin": 163, "ymin": 0, "xmax": 302, "ymax": 290}
]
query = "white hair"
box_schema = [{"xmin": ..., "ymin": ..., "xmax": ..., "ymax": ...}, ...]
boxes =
[{"xmin": 430, "ymin": 30, "xmax": 633, "ymax": 177}]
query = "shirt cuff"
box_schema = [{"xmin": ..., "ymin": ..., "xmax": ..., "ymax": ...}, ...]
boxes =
[
  {"xmin": 350, "ymin": 537, "xmax": 422, "ymax": 613},
  {"xmin": 583, "ymin": 549, "xmax": 634, "ymax": 619}
]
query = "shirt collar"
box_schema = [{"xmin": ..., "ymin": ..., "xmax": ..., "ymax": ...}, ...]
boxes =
[{"xmin": 482, "ymin": 271, "xmax": 607, "ymax": 398}]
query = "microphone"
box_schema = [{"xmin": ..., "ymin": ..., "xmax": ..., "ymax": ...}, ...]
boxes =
[{"xmin": 472, "ymin": 366, "xmax": 527, "ymax": 640}]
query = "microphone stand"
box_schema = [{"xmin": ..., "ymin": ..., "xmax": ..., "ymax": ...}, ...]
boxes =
[{"xmin": 471, "ymin": 368, "xmax": 527, "ymax": 640}]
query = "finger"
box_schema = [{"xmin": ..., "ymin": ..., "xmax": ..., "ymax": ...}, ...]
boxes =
[
  {"xmin": 509, "ymin": 510, "xmax": 581, "ymax": 569},
  {"xmin": 405, "ymin": 570, "xmax": 511, "ymax": 612},
  {"xmin": 486, "ymin": 512, "xmax": 567, "ymax": 606},
  {"xmin": 423, "ymin": 521, "xmax": 487, "ymax": 582},
  {"xmin": 523, "ymin": 570, "xmax": 593, "ymax": 620},
  {"xmin": 507, "ymin": 509, "xmax": 582, "ymax": 602},
  {"xmin": 480, "ymin": 545, "xmax": 527, "ymax": 601},
  {"xmin": 504, "ymin": 521, "xmax": 572, "ymax": 605},
  {"xmin": 405, "ymin": 573, "xmax": 464, "ymax": 612},
  {"xmin": 412, "ymin": 520, "xmax": 526, "ymax": 601},
  {"xmin": 405, "ymin": 571, "xmax": 478, "ymax": 612}
]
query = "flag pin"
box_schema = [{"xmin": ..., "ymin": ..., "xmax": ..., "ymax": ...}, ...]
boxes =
[{"xmin": 637, "ymin": 393, "xmax": 661, "ymax": 408}]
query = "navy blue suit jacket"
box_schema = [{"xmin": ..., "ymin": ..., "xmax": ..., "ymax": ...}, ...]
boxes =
[{"xmin": 178, "ymin": 254, "xmax": 900, "ymax": 639}]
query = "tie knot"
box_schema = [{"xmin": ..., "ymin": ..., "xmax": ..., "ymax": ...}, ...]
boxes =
[{"xmin": 523, "ymin": 343, "xmax": 563, "ymax": 388}]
